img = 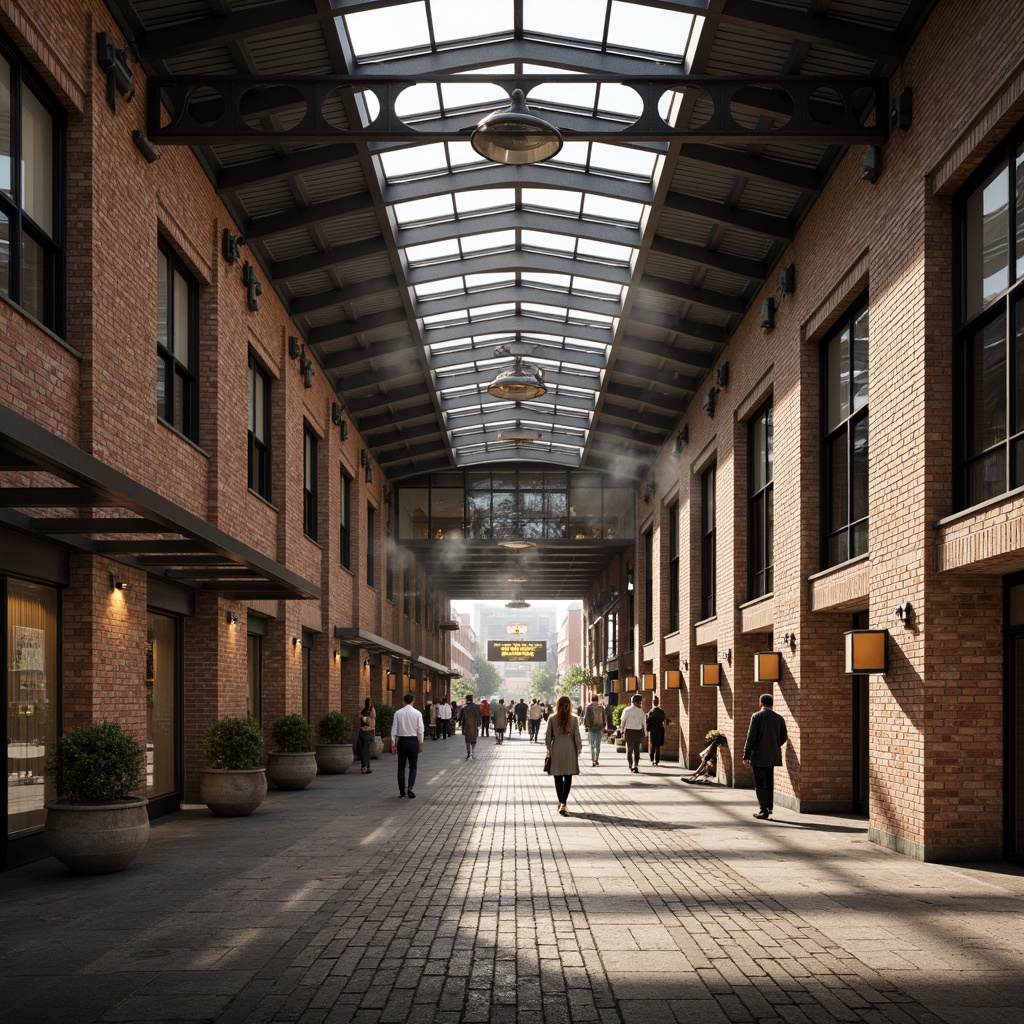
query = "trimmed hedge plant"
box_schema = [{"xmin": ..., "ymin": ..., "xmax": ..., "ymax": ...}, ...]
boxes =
[
  {"xmin": 317, "ymin": 711, "xmax": 352, "ymax": 745},
  {"xmin": 205, "ymin": 716, "xmax": 264, "ymax": 770},
  {"xmin": 272, "ymin": 713, "xmax": 314, "ymax": 752},
  {"xmin": 46, "ymin": 721, "xmax": 146, "ymax": 803}
]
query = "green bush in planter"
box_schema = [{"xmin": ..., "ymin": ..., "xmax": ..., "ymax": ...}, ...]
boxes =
[
  {"xmin": 374, "ymin": 703, "xmax": 396, "ymax": 737},
  {"xmin": 317, "ymin": 711, "xmax": 352, "ymax": 745},
  {"xmin": 705, "ymin": 729, "xmax": 725, "ymax": 746},
  {"xmin": 46, "ymin": 721, "xmax": 146, "ymax": 803},
  {"xmin": 271, "ymin": 714, "xmax": 313, "ymax": 753},
  {"xmin": 611, "ymin": 703, "xmax": 629, "ymax": 729},
  {"xmin": 205, "ymin": 716, "xmax": 264, "ymax": 769}
]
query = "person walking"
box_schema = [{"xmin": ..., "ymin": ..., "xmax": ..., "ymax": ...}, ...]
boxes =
[
  {"xmin": 527, "ymin": 698, "xmax": 544, "ymax": 742},
  {"xmin": 480, "ymin": 697, "xmax": 491, "ymax": 737},
  {"xmin": 545, "ymin": 695, "xmax": 582, "ymax": 816},
  {"xmin": 646, "ymin": 695, "xmax": 668, "ymax": 766},
  {"xmin": 743, "ymin": 693, "xmax": 788, "ymax": 819},
  {"xmin": 582, "ymin": 694, "xmax": 605, "ymax": 766},
  {"xmin": 356, "ymin": 697, "xmax": 376, "ymax": 774},
  {"xmin": 460, "ymin": 693, "xmax": 482, "ymax": 759},
  {"xmin": 436, "ymin": 698, "xmax": 452, "ymax": 740},
  {"xmin": 619, "ymin": 693, "xmax": 647, "ymax": 773},
  {"xmin": 514, "ymin": 698, "xmax": 528, "ymax": 737},
  {"xmin": 391, "ymin": 692, "xmax": 424, "ymax": 798},
  {"xmin": 492, "ymin": 698, "xmax": 509, "ymax": 744}
]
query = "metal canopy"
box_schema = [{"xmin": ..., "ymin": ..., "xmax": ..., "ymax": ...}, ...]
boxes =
[{"xmin": 102, "ymin": 0, "xmax": 935, "ymax": 600}]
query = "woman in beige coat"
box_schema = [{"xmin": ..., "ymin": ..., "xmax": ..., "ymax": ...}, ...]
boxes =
[{"xmin": 545, "ymin": 695, "xmax": 583, "ymax": 816}]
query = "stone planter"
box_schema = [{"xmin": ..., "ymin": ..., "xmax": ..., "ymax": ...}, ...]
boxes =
[
  {"xmin": 44, "ymin": 797, "xmax": 150, "ymax": 874},
  {"xmin": 370, "ymin": 735, "xmax": 383, "ymax": 760},
  {"xmin": 315, "ymin": 743, "xmax": 354, "ymax": 774},
  {"xmin": 266, "ymin": 751, "xmax": 318, "ymax": 790},
  {"xmin": 199, "ymin": 768, "xmax": 268, "ymax": 816}
]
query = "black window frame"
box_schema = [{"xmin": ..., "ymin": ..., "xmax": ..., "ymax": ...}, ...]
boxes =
[
  {"xmin": 339, "ymin": 468, "xmax": 352, "ymax": 569},
  {"xmin": 0, "ymin": 33, "xmax": 65, "ymax": 335},
  {"xmin": 157, "ymin": 239, "xmax": 200, "ymax": 442},
  {"xmin": 643, "ymin": 527, "xmax": 654, "ymax": 645},
  {"xmin": 955, "ymin": 125, "xmax": 1024, "ymax": 509},
  {"xmin": 749, "ymin": 397, "xmax": 774, "ymax": 598},
  {"xmin": 821, "ymin": 297, "xmax": 869, "ymax": 569},
  {"xmin": 366, "ymin": 502, "xmax": 376, "ymax": 588},
  {"xmin": 247, "ymin": 355, "xmax": 271, "ymax": 500},
  {"xmin": 303, "ymin": 427, "xmax": 318, "ymax": 541},
  {"xmin": 668, "ymin": 501, "xmax": 679, "ymax": 634},
  {"xmin": 700, "ymin": 463, "xmax": 716, "ymax": 620}
]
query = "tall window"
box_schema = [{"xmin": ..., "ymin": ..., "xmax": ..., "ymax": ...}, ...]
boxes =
[
  {"xmin": 157, "ymin": 241, "xmax": 199, "ymax": 441},
  {"xmin": 248, "ymin": 356, "xmax": 271, "ymax": 500},
  {"xmin": 403, "ymin": 555, "xmax": 411, "ymax": 617},
  {"xmin": 605, "ymin": 611, "xmax": 618, "ymax": 659},
  {"xmin": 339, "ymin": 469, "xmax": 351, "ymax": 569},
  {"xmin": 823, "ymin": 300, "xmax": 869, "ymax": 567},
  {"xmin": 700, "ymin": 463, "xmax": 716, "ymax": 619},
  {"xmin": 0, "ymin": 41, "xmax": 63, "ymax": 332},
  {"xmin": 668, "ymin": 501, "xmax": 679, "ymax": 634},
  {"xmin": 415, "ymin": 572, "xmax": 422, "ymax": 624},
  {"xmin": 385, "ymin": 531, "xmax": 394, "ymax": 602},
  {"xmin": 749, "ymin": 399, "xmax": 774, "ymax": 596},
  {"xmin": 303, "ymin": 428, "xmax": 317, "ymax": 540},
  {"xmin": 957, "ymin": 132, "xmax": 1024, "ymax": 506},
  {"xmin": 366, "ymin": 503, "xmax": 376, "ymax": 588},
  {"xmin": 643, "ymin": 529, "xmax": 653, "ymax": 645}
]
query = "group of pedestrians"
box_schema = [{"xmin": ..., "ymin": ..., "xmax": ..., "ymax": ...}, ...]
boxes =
[{"xmin": 388, "ymin": 688, "xmax": 789, "ymax": 825}]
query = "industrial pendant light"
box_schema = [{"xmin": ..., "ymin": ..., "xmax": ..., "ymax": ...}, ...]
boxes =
[{"xmin": 471, "ymin": 89, "xmax": 563, "ymax": 165}]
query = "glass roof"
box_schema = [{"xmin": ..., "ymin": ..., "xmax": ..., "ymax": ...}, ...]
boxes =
[{"xmin": 336, "ymin": 0, "xmax": 702, "ymax": 466}]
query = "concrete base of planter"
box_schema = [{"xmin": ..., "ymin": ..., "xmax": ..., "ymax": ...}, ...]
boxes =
[
  {"xmin": 315, "ymin": 744, "xmax": 354, "ymax": 774},
  {"xmin": 45, "ymin": 797, "xmax": 150, "ymax": 874},
  {"xmin": 369, "ymin": 736, "xmax": 383, "ymax": 760},
  {"xmin": 266, "ymin": 751, "xmax": 318, "ymax": 790},
  {"xmin": 199, "ymin": 768, "xmax": 268, "ymax": 816}
]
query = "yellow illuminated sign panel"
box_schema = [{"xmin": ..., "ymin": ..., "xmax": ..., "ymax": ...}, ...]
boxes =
[{"xmin": 487, "ymin": 639, "xmax": 547, "ymax": 662}]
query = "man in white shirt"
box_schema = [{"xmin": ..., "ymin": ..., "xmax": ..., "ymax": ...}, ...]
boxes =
[
  {"xmin": 391, "ymin": 692, "xmax": 425, "ymax": 798},
  {"xmin": 527, "ymin": 699, "xmax": 545, "ymax": 742},
  {"xmin": 619, "ymin": 694, "xmax": 647, "ymax": 774},
  {"xmin": 435, "ymin": 698, "xmax": 453, "ymax": 740}
]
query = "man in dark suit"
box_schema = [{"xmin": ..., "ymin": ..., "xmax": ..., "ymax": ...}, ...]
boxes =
[{"xmin": 742, "ymin": 693, "xmax": 788, "ymax": 820}]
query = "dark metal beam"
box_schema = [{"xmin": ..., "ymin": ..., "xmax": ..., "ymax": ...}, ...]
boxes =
[
  {"xmin": 272, "ymin": 236, "xmax": 389, "ymax": 279},
  {"xmin": 308, "ymin": 308, "xmax": 409, "ymax": 345},
  {"xmin": 638, "ymin": 274, "xmax": 747, "ymax": 315},
  {"xmin": 679, "ymin": 144, "xmax": 821, "ymax": 192},
  {"xmin": 217, "ymin": 144, "xmax": 360, "ymax": 192},
  {"xmin": 649, "ymin": 235, "xmax": 765, "ymax": 281},
  {"xmin": 290, "ymin": 275, "xmax": 400, "ymax": 316},
  {"xmin": 245, "ymin": 192, "xmax": 376, "ymax": 240},
  {"xmin": 661, "ymin": 191, "xmax": 793, "ymax": 241},
  {"xmin": 318, "ymin": 333, "xmax": 415, "ymax": 368}
]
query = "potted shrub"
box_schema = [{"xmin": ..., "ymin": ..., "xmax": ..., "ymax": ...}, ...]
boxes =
[
  {"xmin": 612, "ymin": 704, "xmax": 629, "ymax": 752},
  {"xmin": 44, "ymin": 720, "xmax": 149, "ymax": 874},
  {"xmin": 199, "ymin": 716, "xmax": 267, "ymax": 816},
  {"xmin": 266, "ymin": 714, "xmax": 317, "ymax": 790},
  {"xmin": 315, "ymin": 711, "xmax": 354, "ymax": 774},
  {"xmin": 374, "ymin": 703, "xmax": 396, "ymax": 756}
]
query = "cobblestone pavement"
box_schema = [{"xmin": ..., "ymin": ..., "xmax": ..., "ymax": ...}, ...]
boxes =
[{"xmin": 3, "ymin": 732, "xmax": 1024, "ymax": 1024}]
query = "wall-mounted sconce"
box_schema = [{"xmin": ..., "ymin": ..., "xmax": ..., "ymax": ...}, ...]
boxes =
[
  {"xmin": 111, "ymin": 573, "xmax": 128, "ymax": 592},
  {"xmin": 96, "ymin": 32, "xmax": 134, "ymax": 111},
  {"xmin": 894, "ymin": 602, "xmax": 914, "ymax": 630},
  {"xmin": 716, "ymin": 362, "xmax": 729, "ymax": 389},
  {"xmin": 760, "ymin": 296, "xmax": 776, "ymax": 332},
  {"xmin": 288, "ymin": 336, "xmax": 303, "ymax": 361},
  {"xmin": 891, "ymin": 87, "xmax": 913, "ymax": 131},
  {"xmin": 664, "ymin": 669, "xmax": 682, "ymax": 690},
  {"xmin": 778, "ymin": 263, "xmax": 795, "ymax": 296},
  {"xmin": 642, "ymin": 478, "xmax": 655, "ymax": 502},
  {"xmin": 782, "ymin": 632, "xmax": 796, "ymax": 650},
  {"xmin": 333, "ymin": 650, "xmax": 340, "ymax": 662},
  {"xmin": 132, "ymin": 130, "xmax": 159, "ymax": 163},
  {"xmin": 364, "ymin": 464, "xmax": 373, "ymax": 484},
  {"xmin": 360, "ymin": 449, "xmax": 369, "ymax": 466},
  {"xmin": 699, "ymin": 663, "xmax": 721, "ymax": 687},
  {"xmin": 683, "ymin": 659, "xmax": 689, "ymax": 671},
  {"xmin": 331, "ymin": 403, "xmax": 343, "ymax": 425},
  {"xmin": 226, "ymin": 611, "xmax": 239, "ymax": 627},
  {"xmin": 242, "ymin": 261, "xmax": 262, "ymax": 312},
  {"xmin": 754, "ymin": 651, "xmax": 781, "ymax": 683},
  {"xmin": 726, "ymin": 648, "xmax": 732, "ymax": 665},
  {"xmin": 845, "ymin": 629, "xmax": 888, "ymax": 673},
  {"xmin": 222, "ymin": 228, "xmax": 245, "ymax": 265},
  {"xmin": 673, "ymin": 425, "xmax": 688, "ymax": 455},
  {"xmin": 302, "ymin": 357, "xmax": 314, "ymax": 389},
  {"xmin": 363, "ymin": 657, "xmax": 371, "ymax": 669},
  {"xmin": 702, "ymin": 386, "xmax": 719, "ymax": 418},
  {"xmin": 861, "ymin": 145, "xmax": 883, "ymax": 184},
  {"xmin": 292, "ymin": 636, "xmax": 299, "ymax": 648}
]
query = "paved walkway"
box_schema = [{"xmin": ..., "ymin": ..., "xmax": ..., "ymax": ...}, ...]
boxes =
[{"xmin": 3, "ymin": 730, "xmax": 1024, "ymax": 1024}]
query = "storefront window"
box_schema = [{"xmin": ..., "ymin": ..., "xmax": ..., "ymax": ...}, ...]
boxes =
[
  {"xmin": 145, "ymin": 613, "xmax": 178, "ymax": 798},
  {"xmin": 6, "ymin": 579, "xmax": 57, "ymax": 836}
]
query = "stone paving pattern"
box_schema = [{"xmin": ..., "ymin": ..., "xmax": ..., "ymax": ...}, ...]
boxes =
[{"xmin": 3, "ymin": 731, "xmax": 1024, "ymax": 1024}]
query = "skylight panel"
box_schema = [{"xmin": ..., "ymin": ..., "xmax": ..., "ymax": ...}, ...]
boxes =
[
  {"xmin": 405, "ymin": 238, "xmax": 461, "ymax": 264},
  {"xmin": 343, "ymin": 3, "xmax": 430, "ymax": 58},
  {"xmin": 465, "ymin": 272, "xmax": 515, "ymax": 290},
  {"xmin": 440, "ymin": 82, "xmax": 509, "ymax": 114},
  {"xmin": 468, "ymin": 303, "xmax": 515, "ymax": 319},
  {"xmin": 582, "ymin": 194, "xmax": 645, "ymax": 226},
  {"xmin": 415, "ymin": 277, "xmax": 464, "ymax": 299},
  {"xmin": 523, "ymin": 0, "xmax": 607, "ymax": 43},
  {"xmin": 596, "ymin": 83, "xmax": 644, "ymax": 119},
  {"xmin": 395, "ymin": 83, "xmax": 442, "ymax": 120},
  {"xmin": 460, "ymin": 230, "xmax": 515, "ymax": 255},
  {"xmin": 522, "ymin": 189, "xmax": 582, "ymax": 216},
  {"xmin": 523, "ymin": 272, "xmax": 572, "ymax": 290},
  {"xmin": 528, "ymin": 82, "xmax": 598, "ymax": 113},
  {"xmin": 549, "ymin": 141, "xmax": 590, "ymax": 171},
  {"xmin": 448, "ymin": 141, "xmax": 487, "ymax": 170},
  {"xmin": 522, "ymin": 230, "xmax": 575, "ymax": 254},
  {"xmin": 455, "ymin": 189, "xmax": 515, "ymax": 216},
  {"xmin": 523, "ymin": 303, "xmax": 568, "ymax": 319},
  {"xmin": 393, "ymin": 194, "xmax": 456, "ymax": 226},
  {"xmin": 423, "ymin": 310, "xmax": 469, "ymax": 327},
  {"xmin": 577, "ymin": 238, "xmax": 634, "ymax": 264},
  {"xmin": 378, "ymin": 143, "xmax": 448, "ymax": 181},
  {"xmin": 572, "ymin": 275, "xmax": 624, "ymax": 299},
  {"xmin": 607, "ymin": 1, "xmax": 692, "ymax": 59},
  {"xmin": 429, "ymin": 0, "xmax": 513, "ymax": 43},
  {"xmin": 590, "ymin": 143, "xmax": 658, "ymax": 179}
]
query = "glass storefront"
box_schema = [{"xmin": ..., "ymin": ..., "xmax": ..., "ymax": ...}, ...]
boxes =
[
  {"xmin": 6, "ymin": 578, "xmax": 58, "ymax": 837},
  {"xmin": 145, "ymin": 612, "xmax": 179, "ymax": 799}
]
